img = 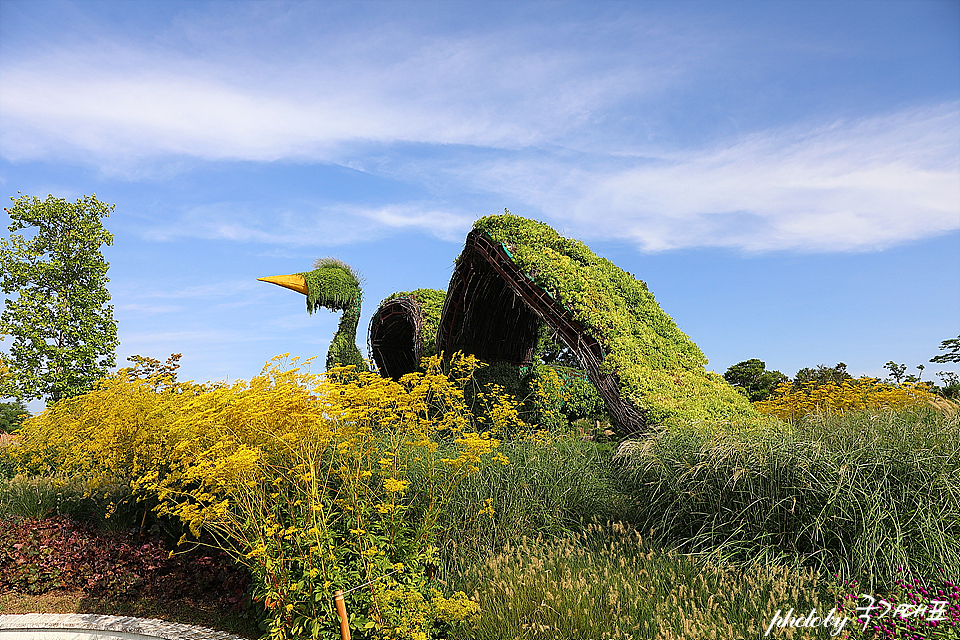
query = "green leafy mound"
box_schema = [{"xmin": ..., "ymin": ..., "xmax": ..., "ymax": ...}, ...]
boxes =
[
  {"xmin": 382, "ymin": 288, "xmax": 446, "ymax": 359},
  {"xmin": 474, "ymin": 213, "xmax": 768, "ymax": 431},
  {"xmin": 298, "ymin": 259, "xmax": 365, "ymax": 370}
]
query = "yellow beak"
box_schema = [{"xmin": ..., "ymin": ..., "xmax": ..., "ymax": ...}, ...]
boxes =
[{"xmin": 258, "ymin": 274, "xmax": 309, "ymax": 296}]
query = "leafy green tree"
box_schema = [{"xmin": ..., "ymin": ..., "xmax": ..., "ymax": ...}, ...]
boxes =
[
  {"xmin": 931, "ymin": 336, "xmax": 960, "ymax": 364},
  {"xmin": 793, "ymin": 362, "xmax": 852, "ymax": 389},
  {"xmin": 884, "ymin": 361, "xmax": 908, "ymax": 384},
  {"xmin": 0, "ymin": 399, "xmax": 27, "ymax": 433},
  {"xmin": 936, "ymin": 371, "xmax": 960, "ymax": 401},
  {"xmin": 722, "ymin": 359, "xmax": 789, "ymax": 402},
  {"xmin": 884, "ymin": 361, "xmax": 927, "ymax": 384},
  {"xmin": 0, "ymin": 194, "xmax": 118, "ymax": 404}
]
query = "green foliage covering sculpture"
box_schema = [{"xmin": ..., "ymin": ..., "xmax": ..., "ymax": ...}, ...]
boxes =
[
  {"xmin": 369, "ymin": 289, "xmax": 447, "ymax": 379},
  {"xmin": 380, "ymin": 288, "xmax": 446, "ymax": 360},
  {"xmin": 448, "ymin": 213, "xmax": 770, "ymax": 434},
  {"xmin": 260, "ymin": 258, "xmax": 366, "ymax": 371}
]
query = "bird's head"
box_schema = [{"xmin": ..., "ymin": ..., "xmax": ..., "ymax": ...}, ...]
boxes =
[{"xmin": 259, "ymin": 259, "xmax": 361, "ymax": 315}]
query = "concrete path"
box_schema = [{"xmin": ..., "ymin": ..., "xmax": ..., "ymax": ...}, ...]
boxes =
[{"xmin": 0, "ymin": 613, "xmax": 248, "ymax": 640}]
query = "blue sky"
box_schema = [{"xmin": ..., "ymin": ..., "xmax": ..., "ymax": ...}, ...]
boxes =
[{"xmin": 1, "ymin": 0, "xmax": 958, "ymax": 409}]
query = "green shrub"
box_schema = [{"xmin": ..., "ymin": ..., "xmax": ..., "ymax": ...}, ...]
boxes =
[
  {"xmin": 556, "ymin": 371, "xmax": 607, "ymax": 424},
  {"xmin": 723, "ymin": 359, "xmax": 789, "ymax": 402},
  {"xmin": 0, "ymin": 400, "xmax": 28, "ymax": 433},
  {"xmin": 0, "ymin": 442, "xmax": 16, "ymax": 480}
]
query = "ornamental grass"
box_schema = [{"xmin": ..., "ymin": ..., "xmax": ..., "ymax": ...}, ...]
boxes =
[
  {"xmin": 428, "ymin": 432, "xmax": 618, "ymax": 571},
  {"xmin": 452, "ymin": 521, "xmax": 829, "ymax": 640},
  {"xmin": 614, "ymin": 405, "xmax": 960, "ymax": 592}
]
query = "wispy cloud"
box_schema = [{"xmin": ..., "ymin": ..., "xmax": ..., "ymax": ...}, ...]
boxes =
[
  {"xmin": 1, "ymin": 6, "xmax": 956, "ymax": 253},
  {"xmin": 0, "ymin": 14, "xmax": 671, "ymax": 166},
  {"xmin": 446, "ymin": 103, "xmax": 960, "ymax": 252},
  {"xmin": 140, "ymin": 202, "xmax": 475, "ymax": 245},
  {"xmin": 353, "ymin": 205, "xmax": 476, "ymax": 242}
]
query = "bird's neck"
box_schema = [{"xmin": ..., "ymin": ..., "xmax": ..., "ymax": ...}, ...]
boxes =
[{"xmin": 326, "ymin": 294, "xmax": 365, "ymax": 371}]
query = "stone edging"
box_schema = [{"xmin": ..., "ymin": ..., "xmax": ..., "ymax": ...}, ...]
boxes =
[{"xmin": 0, "ymin": 613, "xmax": 247, "ymax": 640}]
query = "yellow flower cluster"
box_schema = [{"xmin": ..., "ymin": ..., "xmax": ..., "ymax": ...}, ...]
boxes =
[
  {"xmin": 382, "ymin": 477, "xmax": 409, "ymax": 494},
  {"xmin": 373, "ymin": 584, "xmax": 479, "ymax": 640},
  {"xmin": 755, "ymin": 378, "xmax": 938, "ymax": 420}
]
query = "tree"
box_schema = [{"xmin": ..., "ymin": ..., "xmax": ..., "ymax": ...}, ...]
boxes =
[
  {"xmin": 0, "ymin": 193, "xmax": 118, "ymax": 404},
  {"xmin": 0, "ymin": 399, "xmax": 27, "ymax": 433},
  {"xmin": 793, "ymin": 362, "xmax": 852, "ymax": 388},
  {"xmin": 936, "ymin": 371, "xmax": 960, "ymax": 401},
  {"xmin": 883, "ymin": 361, "xmax": 927, "ymax": 384},
  {"xmin": 722, "ymin": 359, "xmax": 789, "ymax": 402},
  {"xmin": 931, "ymin": 336, "xmax": 960, "ymax": 364},
  {"xmin": 883, "ymin": 361, "xmax": 908, "ymax": 384}
]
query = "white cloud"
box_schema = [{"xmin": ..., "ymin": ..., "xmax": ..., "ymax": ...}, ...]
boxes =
[
  {"xmin": 353, "ymin": 205, "xmax": 476, "ymax": 242},
  {"xmin": 140, "ymin": 201, "xmax": 474, "ymax": 246},
  {"xmin": 452, "ymin": 103, "xmax": 960, "ymax": 252},
  {"xmin": 104, "ymin": 100, "xmax": 958, "ymax": 253},
  {"xmin": 0, "ymin": 18, "xmax": 666, "ymax": 166},
  {"xmin": 1, "ymin": 9, "xmax": 956, "ymax": 253}
]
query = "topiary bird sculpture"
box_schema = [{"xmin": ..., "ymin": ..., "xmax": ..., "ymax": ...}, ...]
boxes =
[
  {"xmin": 259, "ymin": 258, "xmax": 443, "ymax": 376},
  {"xmin": 259, "ymin": 212, "xmax": 766, "ymax": 437},
  {"xmin": 258, "ymin": 258, "xmax": 367, "ymax": 371}
]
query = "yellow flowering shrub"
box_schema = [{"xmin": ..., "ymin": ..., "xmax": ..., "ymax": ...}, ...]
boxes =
[
  {"xmin": 10, "ymin": 352, "xmax": 517, "ymax": 640},
  {"xmin": 755, "ymin": 377, "xmax": 939, "ymax": 421},
  {"xmin": 9, "ymin": 370, "xmax": 209, "ymax": 510}
]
